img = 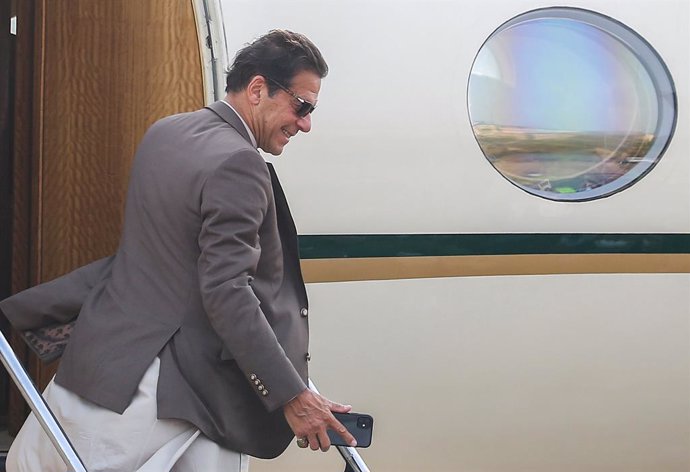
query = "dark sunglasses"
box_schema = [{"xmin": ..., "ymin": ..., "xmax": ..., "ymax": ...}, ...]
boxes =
[{"xmin": 265, "ymin": 76, "xmax": 316, "ymax": 118}]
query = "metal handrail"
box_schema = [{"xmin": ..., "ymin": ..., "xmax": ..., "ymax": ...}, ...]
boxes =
[
  {"xmin": 0, "ymin": 331, "xmax": 87, "ymax": 472},
  {"xmin": 308, "ymin": 380, "xmax": 371, "ymax": 472}
]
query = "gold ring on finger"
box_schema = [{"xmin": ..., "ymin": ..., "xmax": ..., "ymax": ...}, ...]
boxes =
[{"xmin": 296, "ymin": 437, "xmax": 309, "ymax": 448}]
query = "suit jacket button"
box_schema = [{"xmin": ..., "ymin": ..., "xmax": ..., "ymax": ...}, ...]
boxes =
[
  {"xmin": 300, "ymin": 307, "xmax": 308, "ymax": 317},
  {"xmin": 262, "ymin": 389, "xmax": 269, "ymax": 396},
  {"xmin": 254, "ymin": 379, "xmax": 261, "ymax": 386},
  {"xmin": 250, "ymin": 374, "xmax": 257, "ymax": 381},
  {"xmin": 258, "ymin": 385, "xmax": 264, "ymax": 391}
]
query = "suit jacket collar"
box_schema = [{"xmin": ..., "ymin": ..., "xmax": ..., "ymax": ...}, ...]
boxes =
[{"xmin": 205, "ymin": 101, "xmax": 254, "ymax": 147}]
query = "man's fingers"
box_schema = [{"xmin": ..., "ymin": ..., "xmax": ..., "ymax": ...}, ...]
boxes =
[
  {"xmin": 328, "ymin": 401, "xmax": 352, "ymax": 413},
  {"xmin": 330, "ymin": 417, "xmax": 357, "ymax": 447},
  {"xmin": 316, "ymin": 430, "xmax": 332, "ymax": 451},
  {"xmin": 285, "ymin": 391, "xmax": 359, "ymax": 451},
  {"xmin": 307, "ymin": 433, "xmax": 320, "ymax": 451}
]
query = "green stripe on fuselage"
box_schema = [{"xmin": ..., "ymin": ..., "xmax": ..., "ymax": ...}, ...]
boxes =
[{"xmin": 298, "ymin": 234, "xmax": 690, "ymax": 259}]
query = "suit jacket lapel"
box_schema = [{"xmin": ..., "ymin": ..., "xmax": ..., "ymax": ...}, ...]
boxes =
[{"xmin": 266, "ymin": 163, "xmax": 307, "ymax": 300}]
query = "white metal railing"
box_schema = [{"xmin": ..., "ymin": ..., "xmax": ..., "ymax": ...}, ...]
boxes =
[{"xmin": 0, "ymin": 331, "xmax": 87, "ymax": 472}]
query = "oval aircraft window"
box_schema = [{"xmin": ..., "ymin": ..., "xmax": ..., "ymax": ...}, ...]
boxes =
[{"xmin": 467, "ymin": 7, "xmax": 677, "ymax": 201}]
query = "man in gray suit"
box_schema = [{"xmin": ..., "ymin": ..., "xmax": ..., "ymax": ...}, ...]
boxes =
[{"xmin": 1, "ymin": 30, "xmax": 356, "ymax": 471}]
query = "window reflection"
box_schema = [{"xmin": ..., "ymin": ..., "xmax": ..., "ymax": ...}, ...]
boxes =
[{"xmin": 468, "ymin": 8, "xmax": 676, "ymax": 201}]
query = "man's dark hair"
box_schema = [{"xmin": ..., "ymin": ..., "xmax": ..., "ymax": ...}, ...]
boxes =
[{"xmin": 225, "ymin": 30, "xmax": 328, "ymax": 94}]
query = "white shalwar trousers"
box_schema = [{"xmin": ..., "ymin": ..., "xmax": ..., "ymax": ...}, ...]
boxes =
[{"xmin": 6, "ymin": 358, "xmax": 249, "ymax": 472}]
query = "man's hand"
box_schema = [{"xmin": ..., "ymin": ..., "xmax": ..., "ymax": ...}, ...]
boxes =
[{"xmin": 283, "ymin": 388, "xmax": 357, "ymax": 451}]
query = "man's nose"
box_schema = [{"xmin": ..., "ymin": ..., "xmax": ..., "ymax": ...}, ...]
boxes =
[{"xmin": 296, "ymin": 113, "xmax": 312, "ymax": 133}]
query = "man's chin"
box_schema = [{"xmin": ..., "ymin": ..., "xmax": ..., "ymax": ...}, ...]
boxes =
[{"xmin": 260, "ymin": 145, "xmax": 285, "ymax": 156}]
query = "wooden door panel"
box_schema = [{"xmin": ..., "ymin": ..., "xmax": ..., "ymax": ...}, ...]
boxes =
[{"xmin": 8, "ymin": 0, "xmax": 205, "ymax": 432}]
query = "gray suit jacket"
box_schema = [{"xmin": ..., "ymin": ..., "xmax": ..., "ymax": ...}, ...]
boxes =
[{"xmin": 0, "ymin": 101, "xmax": 309, "ymax": 458}]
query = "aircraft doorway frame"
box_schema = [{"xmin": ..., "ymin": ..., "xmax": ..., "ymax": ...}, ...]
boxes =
[{"xmin": 1, "ymin": 0, "xmax": 21, "ymax": 441}]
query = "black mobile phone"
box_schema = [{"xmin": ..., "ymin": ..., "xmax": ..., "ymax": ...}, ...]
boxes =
[{"xmin": 328, "ymin": 412, "xmax": 374, "ymax": 448}]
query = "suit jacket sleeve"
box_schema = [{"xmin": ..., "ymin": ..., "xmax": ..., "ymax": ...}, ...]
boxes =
[
  {"xmin": 0, "ymin": 256, "xmax": 114, "ymax": 331},
  {"xmin": 198, "ymin": 150, "xmax": 306, "ymax": 412}
]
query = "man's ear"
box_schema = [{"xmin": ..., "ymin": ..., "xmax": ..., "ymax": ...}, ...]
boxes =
[{"xmin": 246, "ymin": 75, "xmax": 266, "ymax": 106}]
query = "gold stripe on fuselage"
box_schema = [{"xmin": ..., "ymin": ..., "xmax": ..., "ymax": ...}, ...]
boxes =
[{"xmin": 301, "ymin": 254, "xmax": 690, "ymax": 283}]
